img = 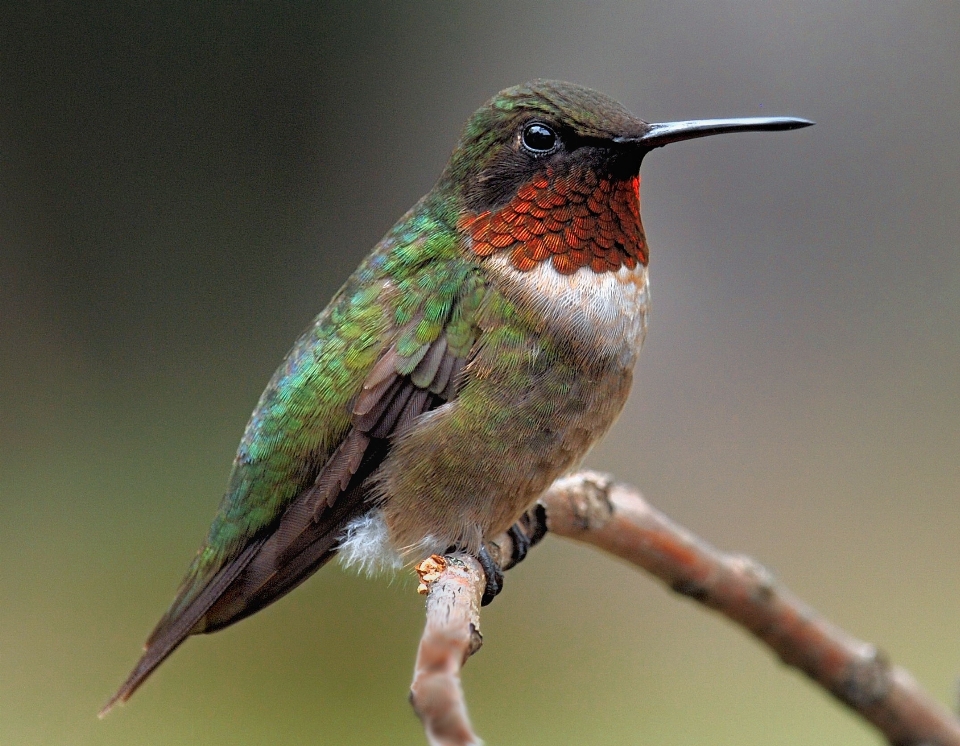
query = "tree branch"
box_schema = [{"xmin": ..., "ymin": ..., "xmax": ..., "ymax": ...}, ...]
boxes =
[
  {"xmin": 410, "ymin": 554, "xmax": 485, "ymax": 746},
  {"xmin": 411, "ymin": 471, "xmax": 960, "ymax": 746}
]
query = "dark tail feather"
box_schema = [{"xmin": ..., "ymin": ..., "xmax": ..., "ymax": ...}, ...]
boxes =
[
  {"xmin": 98, "ymin": 538, "xmax": 265, "ymax": 717},
  {"xmin": 98, "ymin": 506, "xmax": 343, "ymax": 718},
  {"xmin": 100, "ymin": 440, "xmax": 389, "ymax": 717}
]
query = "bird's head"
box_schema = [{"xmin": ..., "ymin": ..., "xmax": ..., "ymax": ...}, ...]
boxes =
[{"xmin": 439, "ymin": 80, "xmax": 811, "ymax": 275}]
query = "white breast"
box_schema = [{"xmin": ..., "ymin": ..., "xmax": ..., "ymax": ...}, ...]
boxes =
[{"xmin": 486, "ymin": 254, "xmax": 651, "ymax": 368}]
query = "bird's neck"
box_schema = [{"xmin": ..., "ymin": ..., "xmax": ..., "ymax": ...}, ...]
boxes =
[{"xmin": 459, "ymin": 166, "xmax": 648, "ymax": 275}]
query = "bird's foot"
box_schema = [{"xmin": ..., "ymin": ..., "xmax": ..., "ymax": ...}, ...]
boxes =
[
  {"xmin": 507, "ymin": 523, "xmax": 530, "ymax": 564},
  {"xmin": 515, "ymin": 502, "xmax": 549, "ymax": 556},
  {"xmin": 497, "ymin": 502, "xmax": 548, "ymax": 569},
  {"xmin": 476, "ymin": 544, "xmax": 503, "ymax": 607},
  {"xmin": 447, "ymin": 504, "xmax": 550, "ymax": 607}
]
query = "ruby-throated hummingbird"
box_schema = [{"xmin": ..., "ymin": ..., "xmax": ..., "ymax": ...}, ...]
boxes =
[{"xmin": 102, "ymin": 80, "xmax": 811, "ymax": 714}]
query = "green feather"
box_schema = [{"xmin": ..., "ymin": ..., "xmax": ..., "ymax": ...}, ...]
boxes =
[{"xmin": 160, "ymin": 204, "xmax": 483, "ymax": 623}]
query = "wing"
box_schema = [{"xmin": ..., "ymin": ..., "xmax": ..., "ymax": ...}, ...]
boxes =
[{"xmin": 101, "ymin": 214, "xmax": 488, "ymax": 715}]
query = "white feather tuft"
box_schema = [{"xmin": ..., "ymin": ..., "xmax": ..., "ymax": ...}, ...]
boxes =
[
  {"xmin": 337, "ymin": 511, "xmax": 405, "ymax": 576},
  {"xmin": 337, "ymin": 510, "xmax": 453, "ymax": 576}
]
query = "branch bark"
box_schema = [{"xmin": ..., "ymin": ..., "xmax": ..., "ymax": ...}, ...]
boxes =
[
  {"xmin": 411, "ymin": 471, "xmax": 960, "ymax": 746},
  {"xmin": 410, "ymin": 554, "xmax": 485, "ymax": 746}
]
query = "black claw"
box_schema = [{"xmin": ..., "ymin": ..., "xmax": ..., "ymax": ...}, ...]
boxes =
[
  {"xmin": 507, "ymin": 523, "xmax": 530, "ymax": 565},
  {"xmin": 521, "ymin": 502, "xmax": 549, "ymax": 548},
  {"xmin": 477, "ymin": 545, "xmax": 503, "ymax": 606}
]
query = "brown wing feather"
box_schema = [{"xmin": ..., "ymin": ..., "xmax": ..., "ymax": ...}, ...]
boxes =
[
  {"xmin": 101, "ymin": 333, "xmax": 465, "ymax": 716},
  {"xmin": 199, "ymin": 437, "xmax": 392, "ymax": 633},
  {"xmin": 204, "ymin": 335, "xmax": 461, "ymax": 623}
]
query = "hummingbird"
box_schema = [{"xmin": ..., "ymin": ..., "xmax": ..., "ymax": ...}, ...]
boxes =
[{"xmin": 101, "ymin": 80, "xmax": 811, "ymax": 715}]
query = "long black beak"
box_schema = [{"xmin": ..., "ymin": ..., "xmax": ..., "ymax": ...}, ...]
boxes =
[{"xmin": 615, "ymin": 116, "xmax": 814, "ymax": 149}]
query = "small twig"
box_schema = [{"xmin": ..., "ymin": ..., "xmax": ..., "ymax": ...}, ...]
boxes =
[
  {"xmin": 411, "ymin": 471, "xmax": 960, "ymax": 746},
  {"xmin": 410, "ymin": 554, "xmax": 485, "ymax": 746}
]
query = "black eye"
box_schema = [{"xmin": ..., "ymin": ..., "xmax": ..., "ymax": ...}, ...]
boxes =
[{"xmin": 521, "ymin": 122, "xmax": 559, "ymax": 154}]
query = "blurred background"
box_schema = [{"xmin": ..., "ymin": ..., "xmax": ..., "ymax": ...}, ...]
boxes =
[{"xmin": 2, "ymin": 2, "xmax": 959, "ymax": 744}]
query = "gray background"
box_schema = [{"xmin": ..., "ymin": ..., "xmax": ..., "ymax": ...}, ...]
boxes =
[{"xmin": 2, "ymin": 2, "xmax": 958, "ymax": 744}]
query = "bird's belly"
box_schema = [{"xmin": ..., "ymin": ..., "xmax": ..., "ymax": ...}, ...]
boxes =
[{"xmin": 341, "ymin": 260, "xmax": 650, "ymax": 569}]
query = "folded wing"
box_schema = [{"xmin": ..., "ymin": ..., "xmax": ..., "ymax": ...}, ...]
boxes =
[{"xmin": 101, "ymin": 254, "xmax": 485, "ymax": 715}]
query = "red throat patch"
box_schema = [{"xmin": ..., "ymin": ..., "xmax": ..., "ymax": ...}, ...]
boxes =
[{"xmin": 460, "ymin": 167, "xmax": 648, "ymax": 274}]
